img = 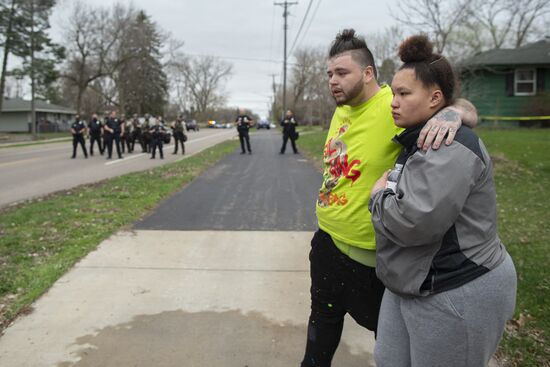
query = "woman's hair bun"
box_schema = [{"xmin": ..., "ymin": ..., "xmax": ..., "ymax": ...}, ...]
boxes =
[{"xmin": 398, "ymin": 35, "xmax": 434, "ymax": 63}]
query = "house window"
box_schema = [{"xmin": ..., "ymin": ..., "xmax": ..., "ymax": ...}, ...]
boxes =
[{"xmin": 514, "ymin": 69, "xmax": 536, "ymax": 96}]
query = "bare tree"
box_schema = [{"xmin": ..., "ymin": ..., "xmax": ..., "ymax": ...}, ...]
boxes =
[
  {"xmin": 365, "ymin": 26, "xmax": 403, "ymax": 84},
  {"xmin": 61, "ymin": 1, "xmax": 134, "ymax": 115},
  {"xmin": 284, "ymin": 47, "xmax": 334, "ymax": 127},
  {"xmin": 509, "ymin": 0, "xmax": 550, "ymax": 47},
  {"xmin": 174, "ymin": 55, "xmax": 233, "ymax": 121},
  {"xmin": 391, "ymin": 0, "xmax": 475, "ymax": 53}
]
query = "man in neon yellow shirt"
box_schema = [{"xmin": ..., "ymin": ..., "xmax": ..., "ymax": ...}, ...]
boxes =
[{"xmin": 300, "ymin": 29, "xmax": 478, "ymax": 367}]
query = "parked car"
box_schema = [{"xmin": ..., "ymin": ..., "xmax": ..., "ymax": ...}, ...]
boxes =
[
  {"xmin": 256, "ymin": 119, "xmax": 270, "ymax": 129},
  {"xmin": 186, "ymin": 119, "xmax": 199, "ymax": 132}
]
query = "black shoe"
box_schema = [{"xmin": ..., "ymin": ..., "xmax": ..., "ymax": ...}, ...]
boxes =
[
  {"xmin": 118, "ymin": 156, "xmax": 123, "ymax": 159},
  {"xmin": 107, "ymin": 156, "xmax": 112, "ymax": 159},
  {"xmin": 294, "ymin": 151, "xmax": 299, "ymax": 154},
  {"xmin": 172, "ymin": 152, "xmax": 177, "ymax": 155},
  {"xmin": 90, "ymin": 152, "xmax": 94, "ymax": 156},
  {"xmin": 85, "ymin": 155, "xmax": 88, "ymax": 159},
  {"xmin": 279, "ymin": 151, "xmax": 284, "ymax": 154},
  {"xmin": 240, "ymin": 152, "xmax": 246, "ymax": 154},
  {"xmin": 71, "ymin": 156, "xmax": 76, "ymax": 159},
  {"xmin": 150, "ymin": 156, "xmax": 155, "ymax": 159},
  {"xmin": 160, "ymin": 157, "xmax": 164, "ymax": 159}
]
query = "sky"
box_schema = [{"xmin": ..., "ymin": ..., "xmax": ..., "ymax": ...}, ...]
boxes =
[{"xmin": 50, "ymin": 0, "xmax": 400, "ymax": 118}]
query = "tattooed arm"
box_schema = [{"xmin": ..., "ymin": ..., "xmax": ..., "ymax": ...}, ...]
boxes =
[{"xmin": 417, "ymin": 98, "xmax": 479, "ymax": 151}]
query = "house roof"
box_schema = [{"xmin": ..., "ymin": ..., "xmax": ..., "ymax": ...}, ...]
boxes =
[
  {"xmin": 462, "ymin": 38, "xmax": 550, "ymax": 68},
  {"xmin": 1, "ymin": 98, "xmax": 76, "ymax": 114}
]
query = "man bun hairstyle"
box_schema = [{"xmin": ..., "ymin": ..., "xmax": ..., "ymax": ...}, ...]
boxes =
[
  {"xmin": 329, "ymin": 28, "xmax": 377, "ymax": 79},
  {"xmin": 397, "ymin": 34, "xmax": 457, "ymax": 105}
]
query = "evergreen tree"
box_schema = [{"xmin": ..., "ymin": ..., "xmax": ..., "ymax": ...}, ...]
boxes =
[
  {"xmin": 10, "ymin": 0, "xmax": 63, "ymax": 134},
  {"xmin": 117, "ymin": 10, "xmax": 167, "ymax": 116}
]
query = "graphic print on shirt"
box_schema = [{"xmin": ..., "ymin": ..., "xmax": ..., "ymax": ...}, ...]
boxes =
[{"xmin": 317, "ymin": 123, "xmax": 361, "ymax": 208}]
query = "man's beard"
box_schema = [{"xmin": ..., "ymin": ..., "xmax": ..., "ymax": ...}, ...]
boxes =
[{"xmin": 333, "ymin": 78, "xmax": 364, "ymax": 106}]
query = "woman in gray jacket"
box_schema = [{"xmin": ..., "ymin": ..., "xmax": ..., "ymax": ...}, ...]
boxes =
[{"xmin": 369, "ymin": 35, "xmax": 517, "ymax": 367}]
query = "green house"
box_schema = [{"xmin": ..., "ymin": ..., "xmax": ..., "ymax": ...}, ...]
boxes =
[{"xmin": 460, "ymin": 38, "xmax": 550, "ymax": 125}]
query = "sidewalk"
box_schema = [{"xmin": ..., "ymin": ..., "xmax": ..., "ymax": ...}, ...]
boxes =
[{"xmin": 0, "ymin": 231, "xmax": 375, "ymax": 367}]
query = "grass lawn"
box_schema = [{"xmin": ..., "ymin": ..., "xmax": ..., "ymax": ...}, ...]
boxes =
[
  {"xmin": 0, "ymin": 140, "xmax": 238, "ymax": 331},
  {"xmin": 298, "ymin": 127, "xmax": 550, "ymax": 367}
]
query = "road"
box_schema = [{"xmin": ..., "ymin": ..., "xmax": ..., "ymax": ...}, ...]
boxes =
[{"xmin": 0, "ymin": 129, "xmax": 235, "ymax": 208}]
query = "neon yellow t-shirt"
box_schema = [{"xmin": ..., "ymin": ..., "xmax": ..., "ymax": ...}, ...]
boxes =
[{"xmin": 316, "ymin": 85, "xmax": 403, "ymax": 251}]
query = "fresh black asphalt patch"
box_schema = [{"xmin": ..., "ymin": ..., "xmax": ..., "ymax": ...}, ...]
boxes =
[{"xmin": 135, "ymin": 130, "xmax": 322, "ymax": 231}]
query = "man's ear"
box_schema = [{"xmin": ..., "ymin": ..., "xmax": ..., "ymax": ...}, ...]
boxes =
[
  {"xmin": 363, "ymin": 65, "xmax": 375, "ymax": 83},
  {"xmin": 430, "ymin": 89, "xmax": 444, "ymax": 108}
]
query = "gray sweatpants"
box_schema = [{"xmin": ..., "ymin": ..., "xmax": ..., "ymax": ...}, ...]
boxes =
[{"xmin": 374, "ymin": 254, "xmax": 516, "ymax": 367}]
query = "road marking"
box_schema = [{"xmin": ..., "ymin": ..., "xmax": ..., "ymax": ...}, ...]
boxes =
[
  {"xmin": 104, "ymin": 131, "xmax": 234, "ymax": 166},
  {"xmin": 104, "ymin": 152, "xmax": 148, "ymax": 165}
]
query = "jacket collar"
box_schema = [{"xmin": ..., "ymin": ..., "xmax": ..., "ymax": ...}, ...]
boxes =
[{"xmin": 392, "ymin": 123, "xmax": 426, "ymax": 150}]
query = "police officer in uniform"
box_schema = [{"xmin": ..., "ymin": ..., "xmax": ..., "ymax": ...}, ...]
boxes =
[
  {"xmin": 129, "ymin": 114, "xmax": 141, "ymax": 153},
  {"xmin": 88, "ymin": 113, "xmax": 103, "ymax": 156},
  {"xmin": 149, "ymin": 118, "xmax": 166, "ymax": 159},
  {"xmin": 140, "ymin": 114, "xmax": 152, "ymax": 153},
  {"xmin": 171, "ymin": 116, "xmax": 186, "ymax": 155},
  {"xmin": 120, "ymin": 115, "xmax": 131, "ymax": 154},
  {"xmin": 104, "ymin": 111, "xmax": 124, "ymax": 160},
  {"xmin": 235, "ymin": 108, "xmax": 254, "ymax": 154},
  {"xmin": 71, "ymin": 114, "xmax": 88, "ymax": 159},
  {"xmin": 280, "ymin": 109, "xmax": 299, "ymax": 154}
]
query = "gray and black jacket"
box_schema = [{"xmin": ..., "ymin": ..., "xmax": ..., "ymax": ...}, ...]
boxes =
[{"xmin": 368, "ymin": 124, "xmax": 507, "ymax": 297}]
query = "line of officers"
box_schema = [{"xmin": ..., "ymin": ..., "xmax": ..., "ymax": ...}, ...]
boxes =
[{"xmin": 70, "ymin": 111, "xmax": 188, "ymax": 160}]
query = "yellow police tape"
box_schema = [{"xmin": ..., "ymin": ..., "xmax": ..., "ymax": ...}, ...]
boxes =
[{"xmin": 481, "ymin": 115, "xmax": 550, "ymax": 121}]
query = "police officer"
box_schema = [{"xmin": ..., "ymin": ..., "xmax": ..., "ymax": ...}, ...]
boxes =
[
  {"xmin": 140, "ymin": 114, "xmax": 152, "ymax": 153},
  {"xmin": 149, "ymin": 118, "xmax": 166, "ymax": 159},
  {"xmin": 129, "ymin": 114, "xmax": 141, "ymax": 153},
  {"xmin": 171, "ymin": 116, "xmax": 186, "ymax": 155},
  {"xmin": 103, "ymin": 110, "xmax": 124, "ymax": 160},
  {"xmin": 279, "ymin": 109, "xmax": 299, "ymax": 154},
  {"xmin": 235, "ymin": 108, "xmax": 254, "ymax": 154},
  {"xmin": 88, "ymin": 113, "xmax": 103, "ymax": 156},
  {"xmin": 120, "ymin": 115, "xmax": 131, "ymax": 154},
  {"xmin": 71, "ymin": 114, "xmax": 88, "ymax": 159}
]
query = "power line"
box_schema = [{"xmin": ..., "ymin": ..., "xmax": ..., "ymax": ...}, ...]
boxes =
[
  {"xmin": 288, "ymin": 0, "xmax": 314, "ymax": 57},
  {"xmin": 290, "ymin": 0, "xmax": 322, "ymax": 56},
  {"xmin": 185, "ymin": 52, "xmax": 283, "ymax": 65}
]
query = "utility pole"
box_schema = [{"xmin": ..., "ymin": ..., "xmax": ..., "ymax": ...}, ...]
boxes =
[
  {"xmin": 269, "ymin": 73, "xmax": 278, "ymax": 122},
  {"xmin": 274, "ymin": 1, "xmax": 297, "ymax": 119}
]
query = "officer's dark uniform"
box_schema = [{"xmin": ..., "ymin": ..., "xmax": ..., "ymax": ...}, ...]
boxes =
[
  {"xmin": 104, "ymin": 116, "xmax": 124, "ymax": 159},
  {"xmin": 71, "ymin": 118, "xmax": 88, "ymax": 159},
  {"xmin": 280, "ymin": 114, "xmax": 299, "ymax": 154},
  {"xmin": 140, "ymin": 118, "xmax": 151, "ymax": 153},
  {"xmin": 120, "ymin": 118, "xmax": 130, "ymax": 153},
  {"xmin": 88, "ymin": 117, "xmax": 103, "ymax": 156},
  {"xmin": 235, "ymin": 114, "xmax": 253, "ymax": 154},
  {"xmin": 130, "ymin": 117, "xmax": 141, "ymax": 153},
  {"xmin": 149, "ymin": 123, "xmax": 166, "ymax": 159},
  {"xmin": 172, "ymin": 119, "xmax": 186, "ymax": 155}
]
